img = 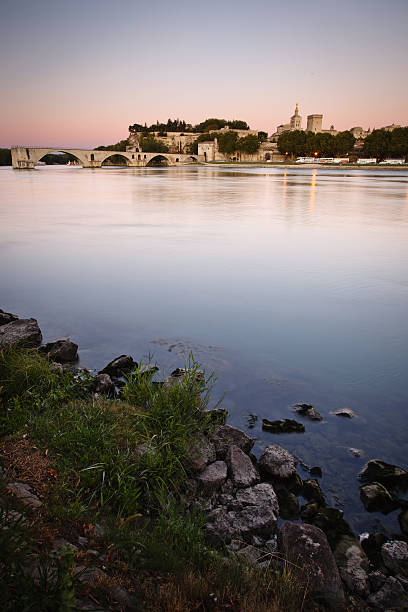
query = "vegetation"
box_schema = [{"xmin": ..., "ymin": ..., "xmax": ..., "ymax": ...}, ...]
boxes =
[
  {"xmin": 0, "ymin": 149, "xmax": 11, "ymax": 165},
  {"xmin": 138, "ymin": 136, "xmax": 169, "ymax": 153},
  {"xmin": 0, "ymin": 347, "xmax": 309, "ymax": 611},
  {"xmin": 277, "ymin": 130, "xmax": 355, "ymax": 157},
  {"xmin": 129, "ymin": 118, "xmax": 250, "ymax": 135},
  {"xmin": 363, "ymin": 127, "xmax": 408, "ymax": 161}
]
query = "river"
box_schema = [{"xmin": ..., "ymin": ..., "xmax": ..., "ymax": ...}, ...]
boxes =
[{"xmin": 1, "ymin": 164, "xmax": 407, "ymax": 535}]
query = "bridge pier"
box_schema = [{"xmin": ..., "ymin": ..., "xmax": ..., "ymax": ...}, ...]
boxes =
[{"xmin": 11, "ymin": 147, "xmax": 35, "ymax": 169}]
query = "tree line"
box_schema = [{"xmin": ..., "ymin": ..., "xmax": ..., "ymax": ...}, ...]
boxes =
[
  {"xmin": 0, "ymin": 149, "xmax": 11, "ymax": 165},
  {"xmin": 363, "ymin": 127, "xmax": 408, "ymax": 160},
  {"xmin": 277, "ymin": 130, "xmax": 356, "ymax": 157},
  {"xmin": 128, "ymin": 117, "xmax": 250, "ymax": 135}
]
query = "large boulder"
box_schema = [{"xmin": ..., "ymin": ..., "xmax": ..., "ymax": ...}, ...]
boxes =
[
  {"xmin": 360, "ymin": 482, "xmax": 398, "ymax": 513},
  {"xmin": 303, "ymin": 479, "xmax": 325, "ymax": 506},
  {"xmin": 279, "ymin": 522, "xmax": 345, "ymax": 608},
  {"xmin": 235, "ymin": 482, "xmax": 279, "ymax": 514},
  {"xmin": 226, "ymin": 445, "xmax": 260, "ymax": 488},
  {"xmin": 359, "ymin": 459, "xmax": 408, "ymax": 488},
  {"xmin": 100, "ymin": 355, "xmax": 136, "ymax": 378},
  {"xmin": 210, "ymin": 425, "xmax": 254, "ymax": 459},
  {"xmin": 258, "ymin": 444, "xmax": 297, "ymax": 479},
  {"xmin": 0, "ymin": 318, "xmax": 42, "ymax": 348},
  {"xmin": 197, "ymin": 461, "xmax": 227, "ymax": 494},
  {"xmin": 38, "ymin": 338, "xmax": 78, "ymax": 363},
  {"xmin": 0, "ymin": 309, "xmax": 18, "ymax": 326},
  {"xmin": 334, "ymin": 535, "xmax": 370, "ymax": 598},
  {"xmin": 381, "ymin": 540, "xmax": 408, "ymax": 574},
  {"xmin": 368, "ymin": 576, "xmax": 407, "ymax": 609}
]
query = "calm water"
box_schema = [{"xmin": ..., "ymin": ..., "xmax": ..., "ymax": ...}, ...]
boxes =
[{"xmin": 1, "ymin": 164, "xmax": 408, "ymax": 534}]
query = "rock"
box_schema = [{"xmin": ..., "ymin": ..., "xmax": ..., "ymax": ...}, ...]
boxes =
[
  {"xmin": 262, "ymin": 418, "xmax": 305, "ymax": 433},
  {"xmin": 303, "ymin": 479, "xmax": 325, "ymax": 506},
  {"xmin": 206, "ymin": 504, "xmax": 277, "ymax": 545},
  {"xmin": 361, "ymin": 533, "xmax": 388, "ymax": 568},
  {"xmin": 309, "ymin": 507, "xmax": 355, "ymax": 550},
  {"xmin": 210, "ymin": 425, "xmax": 254, "ymax": 459},
  {"xmin": 7, "ymin": 482, "xmax": 42, "ymax": 509},
  {"xmin": 265, "ymin": 536, "xmax": 278, "ymax": 553},
  {"xmin": 111, "ymin": 585, "xmax": 140, "ymax": 610},
  {"xmin": 300, "ymin": 501, "xmax": 319, "ymax": 521},
  {"xmin": 399, "ymin": 509, "xmax": 408, "ymax": 535},
  {"xmin": 381, "ymin": 540, "xmax": 408, "ymax": 574},
  {"xmin": 52, "ymin": 538, "xmax": 79, "ymax": 553},
  {"xmin": 226, "ymin": 445, "xmax": 260, "ymax": 488},
  {"xmin": 334, "ymin": 535, "xmax": 370, "ymax": 597},
  {"xmin": 258, "ymin": 444, "xmax": 297, "ymax": 480},
  {"xmin": 77, "ymin": 536, "xmax": 88, "ymax": 547},
  {"xmin": 197, "ymin": 461, "xmax": 227, "ymax": 494},
  {"xmin": 368, "ymin": 570, "xmax": 387, "ymax": 593},
  {"xmin": 294, "ymin": 403, "xmax": 323, "ymax": 421},
  {"xmin": 359, "ymin": 459, "xmax": 408, "ymax": 488},
  {"xmin": 0, "ymin": 308, "xmax": 18, "ymax": 326},
  {"xmin": 310, "ymin": 466, "xmax": 323, "ymax": 477},
  {"xmin": 349, "ymin": 448, "xmax": 362, "ymax": 458},
  {"xmin": 334, "ymin": 408, "xmax": 355, "ymax": 418},
  {"xmin": 235, "ymin": 483, "xmax": 279, "ymax": 514},
  {"xmin": 279, "ymin": 522, "xmax": 345, "ymax": 607},
  {"xmin": 0, "ymin": 318, "xmax": 42, "ymax": 348},
  {"xmin": 100, "ymin": 355, "xmax": 136, "ymax": 377},
  {"xmin": 92, "ymin": 373, "xmax": 115, "ymax": 397},
  {"xmin": 368, "ymin": 576, "xmax": 407, "ymax": 609},
  {"xmin": 235, "ymin": 544, "xmax": 263, "ymax": 565},
  {"xmin": 38, "ymin": 337, "xmax": 78, "ymax": 363},
  {"xmin": 186, "ymin": 437, "xmax": 216, "ymax": 473},
  {"xmin": 276, "ymin": 488, "xmax": 299, "ymax": 520},
  {"xmin": 205, "ymin": 408, "xmax": 228, "ymax": 425},
  {"xmin": 360, "ymin": 482, "xmax": 398, "ymax": 513}
]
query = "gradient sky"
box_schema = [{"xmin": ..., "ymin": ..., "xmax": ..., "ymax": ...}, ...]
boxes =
[{"xmin": 1, "ymin": 0, "xmax": 407, "ymax": 148}]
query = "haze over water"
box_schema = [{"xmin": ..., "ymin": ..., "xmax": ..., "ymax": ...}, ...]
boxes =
[{"xmin": 1, "ymin": 164, "xmax": 407, "ymax": 533}]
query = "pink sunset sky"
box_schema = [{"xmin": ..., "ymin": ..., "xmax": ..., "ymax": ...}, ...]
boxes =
[{"xmin": 1, "ymin": 0, "xmax": 407, "ymax": 148}]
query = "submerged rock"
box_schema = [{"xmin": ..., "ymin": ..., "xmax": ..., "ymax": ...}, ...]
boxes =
[
  {"xmin": 279, "ymin": 522, "xmax": 345, "ymax": 607},
  {"xmin": 276, "ymin": 488, "xmax": 299, "ymax": 520},
  {"xmin": 0, "ymin": 308, "xmax": 18, "ymax": 326},
  {"xmin": 334, "ymin": 408, "xmax": 355, "ymax": 418},
  {"xmin": 359, "ymin": 459, "xmax": 408, "ymax": 488},
  {"xmin": 361, "ymin": 533, "xmax": 388, "ymax": 568},
  {"xmin": 309, "ymin": 507, "xmax": 355, "ymax": 551},
  {"xmin": 294, "ymin": 403, "xmax": 323, "ymax": 421},
  {"xmin": 210, "ymin": 425, "xmax": 254, "ymax": 459},
  {"xmin": 258, "ymin": 444, "xmax": 297, "ymax": 480},
  {"xmin": 303, "ymin": 479, "xmax": 325, "ymax": 506},
  {"xmin": 226, "ymin": 445, "xmax": 260, "ymax": 488},
  {"xmin": 100, "ymin": 355, "xmax": 136, "ymax": 378},
  {"xmin": 360, "ymin": 482, "xmax": 399, "ymax": 513},
  {"xmin": 38, "ymin": 337, "xmax": 78, "ymax": 363},
  {"xmin": 262, "ymin": 418, "xmax": 305, "ymax": 433},
  {"xmin": 0, "ymin": 318, "xmax": 42, "ymax": 348}
]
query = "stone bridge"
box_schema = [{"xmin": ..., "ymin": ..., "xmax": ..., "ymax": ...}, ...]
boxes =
[{"xmin": 11, "ymin": 147, "xmax": 202, "ymax": 169}]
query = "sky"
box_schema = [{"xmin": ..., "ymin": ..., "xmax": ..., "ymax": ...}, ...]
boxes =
[{"xmin": 1, "ymin": 0, "xmax": 407, "ymax": 148}]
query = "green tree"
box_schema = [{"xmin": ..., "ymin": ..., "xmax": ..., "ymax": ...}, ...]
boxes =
[
  {"xmin": 334, "ymin": 131, "xmax": 355, "ymax": 155},
  {"xmin": 363, "ymin": 129, "xmax": 392, "ymax": 161},
  {"xmin": 237, "ymin": 134, "xmax": 261, "ymax": 154},
  {"xmin": 217, "ymin": 131, "xmax": 239, "ymax": 154},
  {"xmin": 94, "ymin": 139, "xmax": 128, "ymax": 152},
  {"xmin": 389, "ymin": 127, "xmax": 408, "ymax": 159},
  {"xmin": 139, "ymin": 136, "xmax": 169, "ymax": 153},
  {"xmin": 227, "ymin": 120, "xmax": 250, "ymax": 130},
  {"xmin": 0, "ymin": 149, "xmax": 12, "ymax": 165}
]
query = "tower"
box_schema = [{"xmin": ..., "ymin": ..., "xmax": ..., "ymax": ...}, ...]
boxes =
[
  {"xmin": 290, "ymin": 103, "xmax": 302, "ymax": 130},
  {"xmin": 307, "ymin": 114, "xmax": 323, "ymax": 133}
]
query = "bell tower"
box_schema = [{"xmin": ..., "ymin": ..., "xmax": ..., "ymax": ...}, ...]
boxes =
[{"xmin": 290, "ymin": 103, "xmax": 302, "ymax": 130}]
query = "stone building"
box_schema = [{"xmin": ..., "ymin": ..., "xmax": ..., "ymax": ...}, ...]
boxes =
[
  {"xmin": 306, "ymin": 114, "xmax": 323, "ymax": 133},
  {"xmin": 127, "ymin": 130, "xmax": 198, "ymax": 154},
  {"xmin": 198, "ymin": 137, "xmax": 284, "ymax": 163},
  {"xmin": 290, "ymin": 104, "xmax": 302, "ymax": 130}
]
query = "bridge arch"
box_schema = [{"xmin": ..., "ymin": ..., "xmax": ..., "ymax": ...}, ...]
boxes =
[
  {"xmin": 100, "ymin": 152, "xmax": 131, "ymax": 166},
  {"xmin": 146, "ymin": 155, "xmax": 170, "ymax": 167},
  {"xmin": 36, "ymin": 149, "xmax": 85, "ymax": 166}
]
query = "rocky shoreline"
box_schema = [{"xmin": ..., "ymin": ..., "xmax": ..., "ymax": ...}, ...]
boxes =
[{"xmin": 1, "ymin": 308, "xmax": 408, "ymax": 609}]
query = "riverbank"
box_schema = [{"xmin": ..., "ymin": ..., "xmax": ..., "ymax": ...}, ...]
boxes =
[{"xmin": 1, "ymin": 310, "xmax": 408, "ymax": 610}]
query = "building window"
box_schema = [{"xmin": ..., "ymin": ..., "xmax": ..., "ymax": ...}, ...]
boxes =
[{"xmin": 90, "ymin": 153, "xmax": 94, "ymax": 161}]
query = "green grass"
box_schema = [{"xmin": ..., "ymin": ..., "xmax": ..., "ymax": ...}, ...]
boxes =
[{"xmin": 0, "ymin": 348, "xmax": 310, "ymax": 611}]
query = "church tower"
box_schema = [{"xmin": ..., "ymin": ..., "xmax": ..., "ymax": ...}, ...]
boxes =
[{"xmin": 290, "ymin": 103, "xmax": 302, "ymax": 130}]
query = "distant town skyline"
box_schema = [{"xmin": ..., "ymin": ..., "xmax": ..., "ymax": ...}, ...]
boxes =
[{"xmin": 1, "ymin": 0, "xmax": 407, "ymax": 148}]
